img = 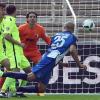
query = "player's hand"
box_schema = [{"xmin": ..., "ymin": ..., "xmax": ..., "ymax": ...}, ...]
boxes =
[
  {"xmin": 27, "ymin": 72, "xmax": 35, "ymax": 81},
  {"xmin": 79, "ymin": 64, "xmax": 87, "ymax": 70},
  {"xmin": 59, "ymin": 61, "xmax": 68, "ymax": 67},
  {"xmin": 20, "ymin": 43, "xmax": 25, "ymax": 48}
]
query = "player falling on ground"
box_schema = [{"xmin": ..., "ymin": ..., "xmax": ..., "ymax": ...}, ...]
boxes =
[{"xmin": 0, "ymin": 22, "xmax": 86, "ymax": 94}]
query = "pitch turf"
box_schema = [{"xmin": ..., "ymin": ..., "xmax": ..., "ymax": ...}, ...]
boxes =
[{"xmin": 0, "ymin": 95, "xmax": 100, "ymax": 100}]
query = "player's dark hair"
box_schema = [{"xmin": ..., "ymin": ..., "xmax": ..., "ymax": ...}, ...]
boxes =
[
  {"xmin": 0, "ymin": 3, "xmax": 6, "ymax": 8},
  {"xmin": 26, "ymin": 12, "xmax": 38, "ymax": 18},
  {"xmin": 6, "ymin": 5, "xmax": 16, "ymax": 15}
]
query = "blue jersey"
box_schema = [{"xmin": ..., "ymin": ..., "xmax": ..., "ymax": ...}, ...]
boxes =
[
  {"xmin": 47, "ymin": 31, "xmax": 77, "ymax": 64},
  {"xmin": 32, "ymin": 31, "xmax": 77, "ymax": 85}
]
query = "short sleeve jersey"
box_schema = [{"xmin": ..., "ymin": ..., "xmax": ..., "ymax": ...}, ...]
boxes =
[
  {"xmin": 2, "ymin": 16, "xmax": 22, "ymax": 55},
  {"xmin": 19, "ymin": 23, "xmax": 51, "ymax": 51}
]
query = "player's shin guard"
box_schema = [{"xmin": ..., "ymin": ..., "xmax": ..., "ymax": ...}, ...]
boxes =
[{"xmin": 2, "ymin": 72, "xmax": 27, "ymax": 80}]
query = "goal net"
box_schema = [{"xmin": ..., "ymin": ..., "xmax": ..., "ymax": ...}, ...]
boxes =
[{"xmin": 1, "ymin": 0, "xmax": 100, "ymax": 94}]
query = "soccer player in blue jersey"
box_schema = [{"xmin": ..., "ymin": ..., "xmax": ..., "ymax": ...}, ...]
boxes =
[{"xmin": 0, "ymin": 22, "xmax": 86, "ymax": 94}]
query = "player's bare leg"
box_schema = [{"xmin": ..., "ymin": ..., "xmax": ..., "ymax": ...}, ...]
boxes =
[
  {"xmin": 37, "ymin": 82, "xmax": 46, "ymax": 96},
  {"xmin": 27, "ymin": 73, "xmax": 45, "ymax": 96}
]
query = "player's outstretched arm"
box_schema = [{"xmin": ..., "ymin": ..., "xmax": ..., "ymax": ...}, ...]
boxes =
[
  {"xmin": 59, "ymin": 61, "xmax": 68, "ymax": 67},
  {"xmin": 69, "ymin": 44, "xmax": 87, "ymax": 70}
]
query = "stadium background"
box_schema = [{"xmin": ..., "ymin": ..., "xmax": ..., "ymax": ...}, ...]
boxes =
[{"xmin": 1, "ymin": 0, "xmax": 100, "ymax": 94}]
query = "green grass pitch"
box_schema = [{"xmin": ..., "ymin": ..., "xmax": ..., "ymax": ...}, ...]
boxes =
[{"xmin": 0, "ymin": 95, "xmax": 100, "ymax": 100}]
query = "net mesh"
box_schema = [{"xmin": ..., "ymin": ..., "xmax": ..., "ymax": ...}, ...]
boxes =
[{"xmin": 1, "ymin": 0, "xmax": 100, "ymax": 93}]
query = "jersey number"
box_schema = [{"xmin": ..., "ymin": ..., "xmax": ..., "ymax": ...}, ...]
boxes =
[{"xmin": 51, "ymin": 35, "xmax": 69, "ymax": 49}]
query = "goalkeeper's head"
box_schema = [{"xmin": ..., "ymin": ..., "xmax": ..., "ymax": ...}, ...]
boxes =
[{"xmin": 26, "ymin": 12, "xmax": 38, "ymax": 26}]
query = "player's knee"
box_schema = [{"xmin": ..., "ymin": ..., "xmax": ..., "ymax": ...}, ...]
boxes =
[{"xmin": 1, "ymin": 59, "xmax": 10, "ymax": 71}]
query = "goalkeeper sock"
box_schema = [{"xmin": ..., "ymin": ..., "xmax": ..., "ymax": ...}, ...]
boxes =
[
  {"xmin": 19, "ymin": 80, "xmax": 27, "ymax": 87},
  {"xmin": 9, "ymin": 78, "xmax": 16, "ymax": 96}
]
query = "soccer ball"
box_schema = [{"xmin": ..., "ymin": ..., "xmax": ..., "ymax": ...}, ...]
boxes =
[{"xmin": 83, "ymin": 19, "xmax": 95, "ymax": 31}]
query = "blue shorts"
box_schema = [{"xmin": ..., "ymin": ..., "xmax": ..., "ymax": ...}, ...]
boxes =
[{"xmin": 32, "ymin": 53, "xmax": 55, "ymax": 85}]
